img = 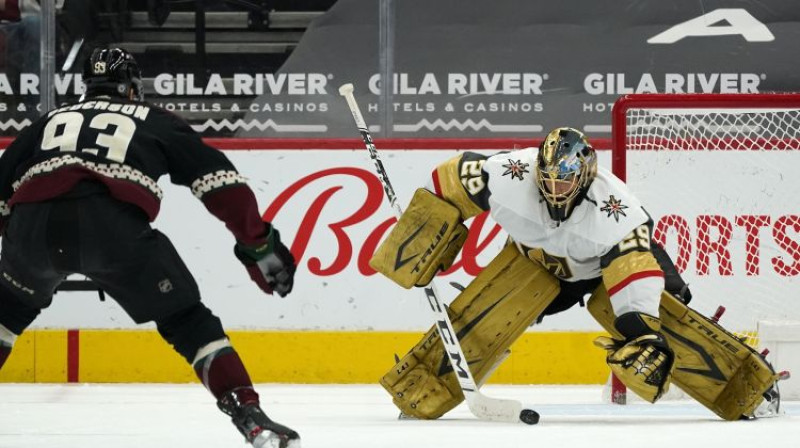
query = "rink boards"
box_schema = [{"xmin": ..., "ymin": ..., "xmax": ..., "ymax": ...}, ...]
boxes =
[
  {"xmin": 0, "ymin": 329, "xmax": 608, "ymax": 383},
  {"xmin": 0, "ymin": 139, "xmax": 797, "ymax": 384}
]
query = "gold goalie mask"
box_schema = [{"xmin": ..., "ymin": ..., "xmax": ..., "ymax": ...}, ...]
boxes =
[{"xmin": 535, "ymin": 127, "xmax": 598, "ymax": 221}]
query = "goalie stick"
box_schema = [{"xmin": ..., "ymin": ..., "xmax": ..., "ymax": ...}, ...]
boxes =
[{"xmin": 339, "ymin": 83, "xmax": 539, "ymax": 425}]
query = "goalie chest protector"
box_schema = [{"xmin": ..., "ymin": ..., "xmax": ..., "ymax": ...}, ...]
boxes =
[{"xmin": 482, "ymin": 148, "xmax": 650, "ymax": 281}]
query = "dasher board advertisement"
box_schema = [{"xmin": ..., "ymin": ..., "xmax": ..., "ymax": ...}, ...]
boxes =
[{"xmin": 16, "ymin": 144, "xmax": 799, "ymax": 333}]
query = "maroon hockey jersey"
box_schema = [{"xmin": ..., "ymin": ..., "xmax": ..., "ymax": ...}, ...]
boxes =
[{"xmin": 0, "ymin": 98, "xmax": 267, "ymax": 246}]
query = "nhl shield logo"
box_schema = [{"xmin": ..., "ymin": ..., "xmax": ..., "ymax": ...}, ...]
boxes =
[{"xmin": 158, "ymin": 279, "xmax": 173, "ymax": 293}]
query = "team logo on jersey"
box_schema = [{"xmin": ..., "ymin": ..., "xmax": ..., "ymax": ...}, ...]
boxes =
[
  {"xmin": 524, "ymin": 246, "xmax": 573, "ymax": 279},
  {"xmin": 501, "ymin": 159, "xmax": 529, "ymax": 181},
  {"xmin": 600, "ymin": 195, "xmax": 628, "ymax": 222}
]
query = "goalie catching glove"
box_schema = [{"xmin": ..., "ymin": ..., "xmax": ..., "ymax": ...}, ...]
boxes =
[
  {"xmin": 370, "ymin": 188, "xmax": 468, "ymax": 288},
  {"xmin": 594, "ymin": 312, "xmax": 675, "ymax": 403},
  {"xmin": 234, "ymin": 224, "xmax": 296, "ymax": 297}
]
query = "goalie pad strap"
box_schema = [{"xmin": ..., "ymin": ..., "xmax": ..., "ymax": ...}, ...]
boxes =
[
  {"xmin": 380, "ymin": 244, "xmax": 560, "ymax": 419},
  {"xmin": 370, "ymin": 188, "xmax": 468, "ymax": 288}
]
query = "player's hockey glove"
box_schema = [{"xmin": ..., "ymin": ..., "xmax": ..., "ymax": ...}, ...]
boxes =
[{"xmin": 234, "ymin": 225, "xmax": 296, "ymax": 297}]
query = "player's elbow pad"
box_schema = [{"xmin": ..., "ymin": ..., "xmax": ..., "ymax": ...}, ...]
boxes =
[{"xmin": 370, "ymin": 188, "xmax": 468, "ymax": 288}]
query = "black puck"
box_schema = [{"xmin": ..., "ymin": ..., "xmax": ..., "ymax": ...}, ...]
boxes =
[{"xmin": 519, "ymin": 409, "xmax": 540, "ymax": 425}]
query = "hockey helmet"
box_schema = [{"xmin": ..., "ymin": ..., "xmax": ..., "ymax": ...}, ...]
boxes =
[
  {"xmin": 535, "ymin": 127, "xmax": 598, "ymax": 221},
  {"xmin": 82, "ymin": 47, "xmax": 144, "ymax": 101}
]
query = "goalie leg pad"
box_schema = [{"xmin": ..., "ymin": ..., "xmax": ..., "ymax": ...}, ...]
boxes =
[
  {"xmin": 380, "ymin": 244, "xmax": 560, "ymax": 419},
  {"xmin": 658, "ymin": 293, "xmax": 779, "ymax": 420},
  {"xmin": 370, "ymin": 188, "xmax": 468, "ymax": 288},
  {"xmin": 587, "ymin": 288, "xmax": 779, "ymax": 420}
]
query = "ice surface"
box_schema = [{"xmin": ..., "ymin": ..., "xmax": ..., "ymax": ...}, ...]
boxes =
[{"xmin": 1, "ymin": 384, "xmax": 797, "ymax": 448}]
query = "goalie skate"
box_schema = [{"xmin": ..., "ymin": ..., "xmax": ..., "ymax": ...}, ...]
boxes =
[{"xmin": 750, "ymin": 370, "xmax": 790, "ymax": 419}]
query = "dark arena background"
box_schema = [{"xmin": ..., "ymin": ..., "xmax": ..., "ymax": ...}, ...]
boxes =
[{"xmin": 0, "ymin": 1, "xmax": 799, "ymax": 447}]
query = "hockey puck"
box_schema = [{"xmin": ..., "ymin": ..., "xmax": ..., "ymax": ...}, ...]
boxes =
[{"xmin": 519, "ymin": 409, "xmax": 540, "ymax": 425}]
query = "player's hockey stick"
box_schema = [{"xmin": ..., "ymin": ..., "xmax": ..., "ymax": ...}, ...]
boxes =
[{"xmin": 339, "ymin": 83, "xmax": 539, "ymax": 425}]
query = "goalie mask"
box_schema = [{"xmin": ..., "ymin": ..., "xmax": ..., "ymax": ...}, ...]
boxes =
[
  {"xmin": 535, "ymin": 127, "xmax": 597, "ymax": 222},
  {"xmin": 82, "ymin": 47, "xmax": 144, "ymax": 102}
]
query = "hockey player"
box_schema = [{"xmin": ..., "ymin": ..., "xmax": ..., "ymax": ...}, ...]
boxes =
[
  {"xmin": 0, "ymin": 48, "xmax": 299, "ymax": 448},
  {"xmin": 373, "ymin": 127, "xmax": 781, "ymax": 421}
]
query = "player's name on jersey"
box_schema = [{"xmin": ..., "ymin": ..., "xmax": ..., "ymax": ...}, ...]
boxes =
[{"xmin": 46, "ymin": 101, "xmax": 151, "ymax": 122}]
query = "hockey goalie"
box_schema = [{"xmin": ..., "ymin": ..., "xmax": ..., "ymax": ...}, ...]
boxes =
[{"xmin": 371, "ymin": 127, "xmax": 783, "ymax": 421}]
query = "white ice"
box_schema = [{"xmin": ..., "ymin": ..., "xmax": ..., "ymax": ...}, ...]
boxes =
[{"xmin": 1, "ymin": 384, "xmax": 798, "ymax": 448}]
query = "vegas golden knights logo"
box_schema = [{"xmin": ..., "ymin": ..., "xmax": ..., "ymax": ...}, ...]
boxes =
[{"xmin": 524, "ymin": 246, "xmax": 573, "ymax": 279}]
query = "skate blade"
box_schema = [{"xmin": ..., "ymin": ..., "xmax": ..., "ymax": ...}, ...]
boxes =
[{"xmin": 251, "ymin": 432, "xmax": 301, "ymax": 448}]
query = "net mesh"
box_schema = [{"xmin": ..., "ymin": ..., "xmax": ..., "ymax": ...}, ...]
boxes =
[
  {"xmin": 605, "ymin": 95, "xmax": 800, "ymax": 403},
  {"xmin": 622, "ymin": 104, "xmax": 800, "ymax": 335},
  {"xmin": 626, "ymin": 108, "xmax": 800, "ymax": 152}
]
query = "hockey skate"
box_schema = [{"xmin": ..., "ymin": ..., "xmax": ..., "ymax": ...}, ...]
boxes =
[
  {"xmin": 749, "ymin": 370, "xmax": 790, "ymax": 419},
  {"xmin": 217, "ymin": 389, "xmax": 300, "ymax": 448}
]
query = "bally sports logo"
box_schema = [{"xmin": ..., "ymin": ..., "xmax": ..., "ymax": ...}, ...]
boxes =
[
  {"xmin": 654, "ymin": 214, "xmax": 800, "ymax": 277},
  {"xmin": 260, "ymin": 167, "xmax": 800, "ymax": 278}
]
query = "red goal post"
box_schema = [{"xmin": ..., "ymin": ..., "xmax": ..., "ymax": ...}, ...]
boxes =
[{"xmin": 607, "ymin": 93, "xmax": 800, "ymax": 403}]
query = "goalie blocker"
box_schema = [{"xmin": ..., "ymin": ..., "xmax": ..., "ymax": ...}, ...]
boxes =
[{"xmin": 370, "ymin": 189, "xmax": 468, "ymax": 289}]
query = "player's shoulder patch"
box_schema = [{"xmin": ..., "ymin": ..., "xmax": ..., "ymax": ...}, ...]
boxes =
[
  {"xmin": 500, "ymin": 158, "xmax": 531, "ymax": 181},
  {"xmin": 598, "ymin": 194, "xmax": 629, "ymax": 222},
  {"xmin": 483, "ymin": 147, "xmax": 545, "ymax": 224},
  {"xmin": 583, "ymin": 169, "xmax": 648, "ymax": 246},
  {"xmin": 484, "ymin": 147, "xmax": 536, "ymax": 180}
]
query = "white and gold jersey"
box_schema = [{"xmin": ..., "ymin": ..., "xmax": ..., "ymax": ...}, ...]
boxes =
[
  {"xmin": 428, "ymin": 147, "xmax": 665, "ymax": 316},
  {"xmin": 483, "ymin": 147, "xmax": 648, "ymax": 281}
]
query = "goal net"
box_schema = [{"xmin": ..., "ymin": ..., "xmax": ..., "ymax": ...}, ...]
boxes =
[{"xmin": 605, "ymin": 93, "xmax": 800, "ymax": 403}]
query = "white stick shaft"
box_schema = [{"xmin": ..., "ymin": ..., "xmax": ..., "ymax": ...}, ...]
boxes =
[
  {"xmin": 338, "ymin": 83, "xmax": 403, "ymax": 218},
  {"xmin": 338, "ymin": 83, "xmax": 524, "ymax": 423}
]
